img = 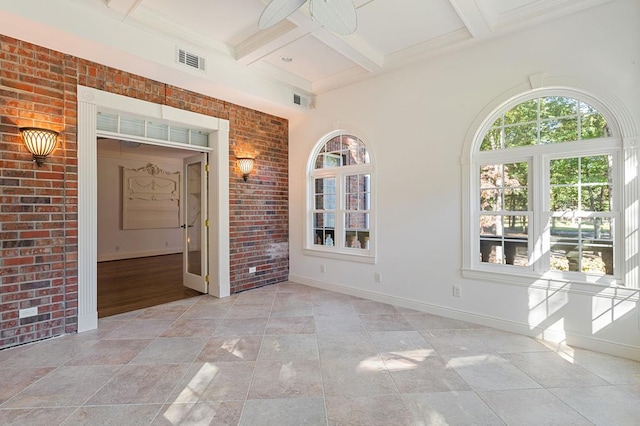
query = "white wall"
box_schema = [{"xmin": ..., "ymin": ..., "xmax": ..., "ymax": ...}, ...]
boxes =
[
  {"xmin": 97, "ymin": 146, "xmax": 183, "ymax": 261},
  {"xmin": 289, "ymin": 0, "xmax": 640, "ymax": 359}
]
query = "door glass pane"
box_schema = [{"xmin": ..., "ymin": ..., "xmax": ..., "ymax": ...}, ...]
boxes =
[{"xmin": 186, "ymin": 162, "xmax": 202, "ymax": 276}]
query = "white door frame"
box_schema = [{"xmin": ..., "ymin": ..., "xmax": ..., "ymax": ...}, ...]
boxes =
[{"xmin": 76, "ymin": 85, "xmax": 230, "ymax": 332}]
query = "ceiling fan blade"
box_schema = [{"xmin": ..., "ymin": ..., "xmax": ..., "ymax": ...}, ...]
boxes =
[
  {"xmin": 258, "ymin": 0, "xmax": 308, "ymax": 29},
  {"xmin": 310, "ymin": 0, "xmax": 357, "ymax": 35}
]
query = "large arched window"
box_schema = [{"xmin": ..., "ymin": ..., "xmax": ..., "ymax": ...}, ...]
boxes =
[
  {"xmin": 306, "ymin": 132, "xmax": 375, "ymax": 262},
  {"xmin": 467, "ymin": 92, "xmax": 622, "ymax": 285}
]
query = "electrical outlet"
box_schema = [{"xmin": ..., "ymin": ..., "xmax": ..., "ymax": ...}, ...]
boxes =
[
  {"xmin": 375, "ymin": 272, "xmax": 382, "ymax": 283},
  {"xmin": 453, "ymin": 285, "xmax": 461, "ymax": 297},
  {"xmin": 320, "ymin": 264, "xmax": 326, "ymax": 273},
  {"xmin": 249, "ymin": 266, "xmax": 256, "ymax": 274},
  {"xmin": 19, "ymin": 307, "xmax": 38, "ymax": 318}
]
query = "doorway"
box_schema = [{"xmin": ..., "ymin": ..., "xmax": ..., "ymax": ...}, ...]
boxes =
[
  {"xmin": 77, "ymin": 85, "xmax": 231, "ymax": 332},
  {"xmin": 96, "ymin": 139, "xmax": 206, "ymax": 317}
]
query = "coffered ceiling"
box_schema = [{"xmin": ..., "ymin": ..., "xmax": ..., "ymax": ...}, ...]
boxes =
[{"xmin": 0, "ymin": 0, "xmax": 612, "ymax": 115}]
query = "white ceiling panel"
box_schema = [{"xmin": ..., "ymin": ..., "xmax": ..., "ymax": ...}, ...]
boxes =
[
  {"xmin": 356, "ymin": 0, "xmax": 467, "ymax": 55},
  {"xmin": 263, "ymin": 34, "xmax": 358, "ymax": 82}
]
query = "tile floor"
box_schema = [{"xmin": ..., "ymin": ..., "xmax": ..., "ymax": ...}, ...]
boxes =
[{"xmin": 1, "ymin": 281, "xmax": 640, "ymax": 425}]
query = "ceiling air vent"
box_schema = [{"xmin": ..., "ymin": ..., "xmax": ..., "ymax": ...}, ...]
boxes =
[{"xmin": 177, "ymin": 48, "xmax": 205, "ymax": 71}]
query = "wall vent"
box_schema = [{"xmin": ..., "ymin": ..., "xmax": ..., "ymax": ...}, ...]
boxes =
[
  {"xmin": 292, "ymin": 92, "xmax": 314, "ymax": 109},
  {"xmin": 177, "ymin": 48, "xmax": 205, "ymax": 71}
]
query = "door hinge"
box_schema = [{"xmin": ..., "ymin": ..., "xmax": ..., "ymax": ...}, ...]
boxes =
[
  {"xmin": 205, "ymin": 164, "xmax": 210, "ymax": 173},
  {"xmin": 205, "ymin": 219, "xmax": 210, "ymax": 227},
  {"xmin": 205, "ymin": 275, "xmax": 210, "ymax": 283}
]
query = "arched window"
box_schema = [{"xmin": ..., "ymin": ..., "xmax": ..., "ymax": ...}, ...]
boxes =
[
  {"xmin": 306, "ymin": 132, "xmax": 375, "ymax": 262},
  {"xmin": 467, "ymin": 92, "xmax": 622, "ymax": 284}
]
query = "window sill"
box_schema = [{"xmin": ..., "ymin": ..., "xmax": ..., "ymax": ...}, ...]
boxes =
[
  {"xmin": 303, "ymin": 248, "xmax": 376, "ymax": 264},
  {"xmin": 462, "ymin": 268, "xmax": 636, "ymax": 300}
]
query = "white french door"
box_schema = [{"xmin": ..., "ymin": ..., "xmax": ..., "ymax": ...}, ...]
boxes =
[{"xmin": 182, "ymin": 153, "xmax": 208, "ymax": 293}]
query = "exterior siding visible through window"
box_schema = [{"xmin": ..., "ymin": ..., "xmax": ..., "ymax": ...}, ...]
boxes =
[{"xmin": 307, "ymin": 132, "xmax": 374, "ymax": 262}]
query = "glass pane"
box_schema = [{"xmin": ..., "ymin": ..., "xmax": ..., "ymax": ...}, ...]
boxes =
[
  {"xmin": 582, "ymin": 243, "xmax": 613, "ymax": 274},
  {"xmin": 480, "ymin": 128, "xmax": 502, "ymax": 151},
  {"xmin": 504, "ymin": 99, "xmax": 538, "ymax": 125},
  {"xmin": 315, "ymin": 177, "xmax": 336, "ymax": 196},
  {"xmin": 504, "ymin": 189, "xmax": 528, "ymax": 211},
  {"xmin": 480, "ymin": 215, "xmax": 501, "ymax": 236},
  {"xmin": 551, "ymin": 217, "xmax": 579, "ymax": 242},
  {"xmin": 580, "ymin": 155, "xmax": 611, "ymax": 184},
  {"xmin": 480, "ymin": 189, "xmax": 500, "ymax": 211},
  {"xmin": 346, "ymin": 230, "xmax": 370, "ymax": 250},
  {"xmin": 480, "ymin": 164, "xmax": 501, "ymax": 188},
  {"xmin": 314, "ymin": 212, "xmax": 335, "ymax": 247},
  {"xmin": 346, "ymin": 212, "xmax": 369, "ymax": 230},
  {"xmin": 170, "ymin": 127, "xmax": 189, "ymax": 144},
  {"xmin": 504, "ymin": 215, "xmax": 528, "ymax": 238},
  {"xmin": 479, "ymin": 240, "xmax": 504, "ymax": 264},
  {"xmin": 550, "ymin": 158, "xmax": 579, "ymax": 185},
  {"xmin": 504, "ymin": 123, "xmax": 537, "ymax": 148},
  {"xmin": 345, "ymin": 174, "xmax": 370, "ymax": 211},
  {"xmin": 540, "ymin": 118, "xmax": 579, "ymax": 143},
  {"xmin": 581, "ymin": 217, "xmax": 613, "ymax": 241},
  {"xmin": 579, "ymin": 101, "xmax": 598, "ymax": 115},
  {"xmin": 186, "ymin": 162, "xmax": 202, "ymax": 276},
  {"xmin": 191, "ymin": 131, "xmax": 209, "ymax": 147},
  {"xmin": 503, "ymin": 162, "xmax": 528, "ymax": 187},
  {"xmin": 581, "ymin": 113, "xmax": 609, "ymax": 139},
  {"xmin": 550, "ymin": 243, "xmax": 579, "ymax": 272},
  {"xmin": 581, "ymin": 185, "xmax": 611, "ymax": 212},
  {"xmin": 541, "ymin": 97, "xmax": 577, "ymax": 119},
  {"xmin": 551, "ymin": 187, "xmax": 578, "ymax": 211}
]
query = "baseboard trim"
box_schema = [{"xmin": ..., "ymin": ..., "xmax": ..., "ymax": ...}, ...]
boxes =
[
  {"xmin": 288, "ymin": 274, "xmax": 640, "ymax": 361},
  {"xmin": 98, "ymin": 249, "xmax": 181, "ymax": 262}
]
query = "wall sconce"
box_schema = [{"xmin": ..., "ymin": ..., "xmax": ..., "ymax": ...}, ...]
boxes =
[
  {"xmin": 20, "ymin": 127, "xmax": 59, "ymax": 167},
  {"xmin": 236, "ymin": 157, "xmax": 255, "ymax": 182}
]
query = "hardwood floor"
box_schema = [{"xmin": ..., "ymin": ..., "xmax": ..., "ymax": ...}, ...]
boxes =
[{"xmin": 97, "ymin": 253, "xmax": 202, "ymax": 318}]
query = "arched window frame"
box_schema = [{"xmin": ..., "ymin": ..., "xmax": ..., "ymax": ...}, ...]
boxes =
[
  {"xmin": 305, "ymin": 130, "xmax": 376, "ymax": 264},
  {"xmin": 462, "ymin": 87, "xmax": 636, "ymax": 288}
]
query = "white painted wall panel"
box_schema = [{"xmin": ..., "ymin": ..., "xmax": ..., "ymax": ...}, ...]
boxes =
[{"xmin": 289, "ymin": 0, "xmax": 640, "ymax": 359}]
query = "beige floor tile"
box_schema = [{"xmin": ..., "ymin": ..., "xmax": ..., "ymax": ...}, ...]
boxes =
[
  {"xmin": 3, "ymin": 365, "xmax": 121, "ymax": 408},
  {"xmin": 358, "ymin": 314, "xmax": 413, "ymax": 332},
  {"xmin": 170, "ymin": 361, "xmax": 255, "ymax": 402},
  {"xmin": 321, "ymin": 356, "xmax": 397, "ymax": 397},
  {"xmin": 63, "ymin": 404, "xmax": 161, "ymax": 425},
  {"xmin": 240, "ymin": 398, "xmax": 326, "ymax": 426},
  {"xmin": 130, "ymin": 337, "xmax": 208, "ymax": 364},
  {"xmin": 248, "ymin": 359, "xmax": 323, "ymax": 399},
  {"xmin": 0, "ymin": 407, "xmax": 76, "ymax": 426},
  {"xmin": 314, "ymin": 314, "xmax": 365, "ymax": 334},
  {"xmin": 197, "ymin": 335, "xmax": 262, "ymax": 362},
  {"xmin": 550, "ymin": 385, "xmax": 640, "ymax": 425},
  {"xmin": 212, "ymin": 318, "xmax": 268, "ymax": 336},
  {"xmin": 479, "ymin": 388, "xmax": 592, "ymax": 425},
  {"xmin": 152, "ymin": 400, "xmax": 244, "ymax": 425},
  {"xmin": 0, "ymin": 367, "xmax": 55, "ymax": 404},
  {"xmin": 351, "ymin": 299, "xmax": 399, "ymax": 314},
  {"xmin": 65, "ymin": 339, "xmax": 151, "ymax": 366},
  {"xmin": 317, "ymin": 333, "xmax": 377, "ymax": 359},
  {"xmin": 326, "ymin": 395, "xmax": 414, "ymax": 426},
  {"xmin": 86, "ymin": 363, "xmax": 189, "ymax": 405},
  {"xmin": 387, "ymin": 356, "xmax": 471, "ymax": 393},
  {"xmin": 259, "ymin": 334, "xmax": 319, "ymax": 361},
  {"xmin": 103, "ymin": 319, "xmax": 174, "ymax": 340},
  {"xmin": 160, "ymin": 319, "xmax": 220, "ymax": 338},
  {"xmin": 266, "ymin": 316, "xmax": 315, "ymax": 334},
  {"xmin": 403, "ymin": 391, "xmax": 504, "ymax": 425}
]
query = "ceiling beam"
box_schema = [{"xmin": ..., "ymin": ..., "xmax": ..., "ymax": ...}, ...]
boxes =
[
  {"xmin": 447, "ymin": 0, "xmax": 492, "ymax": 38},
  {"xmin": 235, "ymin": 6, "xmax": 383, "ymax": 73}
]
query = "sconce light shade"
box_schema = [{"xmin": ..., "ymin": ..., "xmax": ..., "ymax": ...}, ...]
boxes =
[
  {"xmin": 237, "ymin": 157, "xmax": 255, "ymax": 182},
  {"xmin": 20, "ymin": 127, "xmax": 59, "ymax": 167}
]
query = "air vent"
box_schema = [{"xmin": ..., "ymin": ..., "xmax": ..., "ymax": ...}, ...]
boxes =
[
  {"xmin": 292, "ymin": 92, "xmax": 314, "ymax": 109},
  {"xmin": 177, "ymin": 48, "xmax": 205, "ymax": 71}
]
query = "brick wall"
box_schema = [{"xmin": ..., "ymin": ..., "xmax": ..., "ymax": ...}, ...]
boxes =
[{"xmin": 0, "ymin": 35, "xmax": 289, "ymax": 349}]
